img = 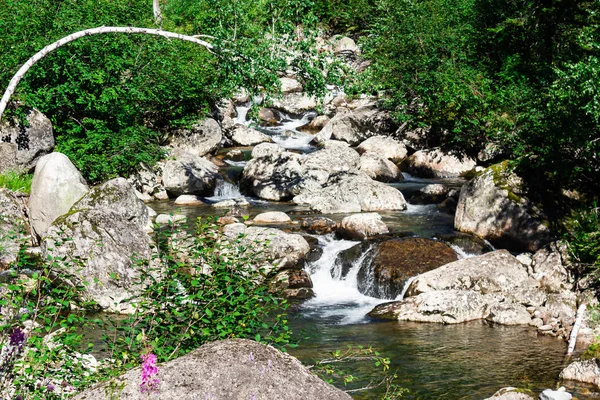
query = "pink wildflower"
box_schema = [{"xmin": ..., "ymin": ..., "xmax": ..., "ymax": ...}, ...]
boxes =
[{"xmin": 140, "ymin": 353, "xmax": 160, "ymax": 395}]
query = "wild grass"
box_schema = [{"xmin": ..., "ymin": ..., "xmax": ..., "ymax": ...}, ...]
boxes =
[{"xmin": 0, "ymin": 170, "xmax": 33, "ymax": 194}]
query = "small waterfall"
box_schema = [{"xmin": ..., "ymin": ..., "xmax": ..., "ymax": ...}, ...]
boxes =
[
  {"xmin": 211, "ymin": 179, "xmax": 242, "ymax": 200},
  {"xmin": 302, "ymin": 236, "xmax": 383, "ymax": 324},
  {"xmin": 234, "ymin": 103, "xmax": 252, "ymax": 126},
  {"xmin": 449, "ymin": 244, "xmax": 477, "ymax": 259},
  {"xmin": 395, "ymin": 275, "xmax": 419, "ymax": 300},
  {"xmin": 483, "ymin": 239, "xmax": 497, "ymax": 251}
]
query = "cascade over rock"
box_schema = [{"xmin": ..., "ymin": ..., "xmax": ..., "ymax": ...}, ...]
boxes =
[
  {"xmin": 454, "ymin": 162, "xmax": 552, "ymax": 252},
  {"xmin": 74, "ymin": 339, "xmax": 351, "ymax": 400},
  {"xmin": 28, "ymin": 152, "xmax": 89, "ymax": 239},
  {"xmin": 42, "ymin": 178, "xmax": 153, "ymax": 313}
]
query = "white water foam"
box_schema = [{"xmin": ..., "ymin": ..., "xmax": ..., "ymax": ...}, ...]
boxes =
[
  {"xmin": 449, "ymin": 244, "xmax": 477, "ymax": 259},
  {"xmin": 302, "ymin": 235, "xmax": 383, "ymax": 325},
  {"xmin": 209, "ymin": 179, "xmax": 242, "ymax": 200},
  {"xmin": 234, "ymin": 103, "xmax": 251, "ymax": 126},
  {"xmin": 395, "ymin": 275, "xmax": 419, "ymax": 301}
]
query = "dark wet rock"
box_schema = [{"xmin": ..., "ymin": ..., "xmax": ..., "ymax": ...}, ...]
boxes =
[
  {"xmin": 300, "ymin": 217, "xmax": 337, "ymax": 234},
  {"xmin": 74, "ymin": 339, "xmax": 351, "ymax": 400},
  {"xmin": 358, "ymin": 238, "xmax": 457, "ymax": 299}
]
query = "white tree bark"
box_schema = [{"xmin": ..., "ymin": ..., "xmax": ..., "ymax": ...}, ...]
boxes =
[
  {"xmin": 0, "ymin": 26, "xmax": 214, "ymax": 123},
  {"xmin": 567, "ymin": 303, "xmax": 587, "ymax": 355},
  {"xmin": 153, "ymin": 0, "xmax": 163, "ymax": 28}
]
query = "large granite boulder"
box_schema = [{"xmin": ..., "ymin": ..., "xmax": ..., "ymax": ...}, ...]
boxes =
[
  {"xmin": 230, "ymin": 124, "xmax": 273, "ymax": 146},
  {"xmin": 28, "ymin": 153, "xmax": 89, "ymax": 239},
  {"xmin": 74, "ymin": 339, "xmax": 352, "ymax": 400},
  {"xmin": 0, "ymin": 107, "xmax": 55, "ymax": 171},
  {"xmin": 357, "ymin": 135, "xmax": 408, "ymax": 162},
  {"xmin": 169, "ymin": 117, "xmax": 222, "ymax": 157},
  {"xmin": 407, "ymin": 149, "xmax": 476, "ymax": 178},
  {"xmin": 337, "ymin": 213, "xmax": 389, "ymax": 240},
  {"xmin": 293, "ymin": 171, "xmax": 407, "ymax": 213},
  {"xmin": 455, "ymin": 162, "xmax": 552, "ymax": 252},
  {"xmin": 359, "ymin": 238, "xmax": 457, "ymax": 299},
  {"xmin": 223, "ymin": 224, "xmax": 310, "ymax": 272},
  {"xmin": 162, "ymin": 152, "xmax": 219, "ymax": 197},
  {"xmin": 316, "ymin": 111, "xmax": 368, "ymax": 145},
  {"xmin": 0, "ymin": 189, "xmax": 28, "ymax": 269},
  {"xmin": 368, "ymin": 250, "xmax": 547, "ymax": 324},
  {"xmin": 271, "ymin": 93, "xmax": 317, "ymax": 115},
  {"xmin": 42, "ymin": 178, "xmax": 152, "ymax": 312},
  {"xmin": 0, "ymin": 142, "xmax": 18, "ymax": 173},
  {"xmin": 531, "ymin": 241, "xmax": 573, "ymax": 292},
  {"xmin": 302, "ymin": 140, "xmax": 361, "ymax": 175}
]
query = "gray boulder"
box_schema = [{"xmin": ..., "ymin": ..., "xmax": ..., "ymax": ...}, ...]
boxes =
[
  {"xmin": 560, "ymin": 359, "xmax": 600, "ymax": 387},
  {"xmin": 407, "ymin": 149, "xmax": 476, "ymax": 178},
  {"xmin": 316, "ymin": 111, "xmax": 369, "ymax": 145},
  {"xmin": 230, "ymin": 124, "xmax": 273, "ymax": 146},
  {"xmin": 357, "ymin": 135, "xmax": 408, "ymax": 162},
  {"xmin": 271, "ymin": 93, "xmax": 317, "ymax": 115},
  {"xmin": 455, "ymin": 162, "xmax": 552, "ymax": 252},
  {"xmin": 253, "ymin": 211, "xmax": 292, "ymax": 224},
  {"xmin": 280, "ymin": 77, "xmax": 303, "ymax": 94},
  {"xmin": 28, "ymin": 153, "xmax": 89, "ymax": 239},
  {"xmin": 303, "ymin": 140, "xmax": 361, "ymax": 174},
  {"xmin": 74, "ymin": 339, "xmax": 351, "ymax": 400},
  {"xmin": 484, "ymin": 387, "xmax": 536, "ymax": 400},
  {"xmin": 0, "ymin": 107, "xmax": 55, "ymax": 171},
  {"xmin": 410, "ymin": 183, "xmax": 450, "ymax": 204},
  {"xmin": 42, "ymin": 178, "xmax": 152, "ymax": 312},
  {"xmin": 337, "ymin": 213, "xmax": 389, "ymax": 240},
  {"xmin": 359, "ymin": 152, "xmax": 403, "ymax": 182},
  {"xmin": 293, "ymin": 171, "xmax": 407, "ymax": 214},
  {"xmin": 0, "ymin": 189, "xmax": 27, "ymax": 268},
  {"xmin": 169, "ymin": 118, "xmax": 222, "ymax": 157},
  {"xmin": 531, "ymin": 241, "xmax": 573, "ymax": 292},
  {"xmin": 333, "ymin": 36, "xmax": 360, "ymax": 56},
  {"xmin": 162, "ymin": 152, "xmax": 219, "ymax": 197},
  {"xmin": 223, "ymin": 224, "xmax": 310, "ymax": 272}
]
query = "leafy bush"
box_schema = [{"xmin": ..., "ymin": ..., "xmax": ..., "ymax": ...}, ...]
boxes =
[
  {"xmin": 567, "ymin": 206, "xmax": 600, "ymax": 284},
  {"xmin": 0, "ymin": 171, "xmax": 32, "ymax": 194}
]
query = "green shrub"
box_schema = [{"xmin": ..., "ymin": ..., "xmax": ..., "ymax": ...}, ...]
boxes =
[
  {"xmin": 567, "ymin": 205, "xmax": 600, "ymax": 284},
  {"xmin": 0, "ymin": 171, "xmax": 33, "ymax": 194}
]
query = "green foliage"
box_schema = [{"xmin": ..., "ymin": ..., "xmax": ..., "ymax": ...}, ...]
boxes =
[
  {"xmin": 0, "ymin": 170, "xmax": 32, "ymax": 194},
  {"xmin": 103, "ymin": 217, "xmax": 291, "ymax": 366},
  {"xmin": 567, "ymin": 206, "xmax": 600, "ymax": 284}
]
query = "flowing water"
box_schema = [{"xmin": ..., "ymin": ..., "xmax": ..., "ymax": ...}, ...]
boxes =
[{"xmin": 147, "ymin": 107, "xmax": 595, "ymax": 399}]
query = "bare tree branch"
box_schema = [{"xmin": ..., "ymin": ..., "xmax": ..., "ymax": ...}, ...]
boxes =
[{"xmin": 0, "ymin": 26, "xmax": 214, "ymax": 122}]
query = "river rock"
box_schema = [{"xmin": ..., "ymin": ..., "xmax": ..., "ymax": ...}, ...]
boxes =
[
  {"xmin": 333, "ymin": 36, "xmax": 360, "ymax": 56},
  {"xmin": 253, "ymin": 211, "xmax": 291, "ymax": 224},
  {"xmin": 42, "ymin": 178, "xmax": 152, "ymax": 312},
  {"xmin": 539, "ymin": 387, "xmax": 572, "ymax": 400},
  {"xmin": 407, "ymin": 149, "xmax": 476, "ymax": 178},
  {"xmin": 230, "ymin": 124, "xmax": 274, "ymax": 146},
  {"xmin": 484, "ymin": 387, "xmax": 536, "ymax": 399},
  {"xmin": 303, "ymin": 140, "xmax": 361, "ymax": 175},
  {"xmin": 242, "ymin": 145, "xmax": 303, "ymax": 201},
  {"xmin": 270, "ymin": 269, "xmax": 314, "ymax": 299},
  {"xmin": 454, "ymin": 162, "xmax": 552, "ymax": 252},
  {"xmin": 74, "ymin": 339, "xmax": 351, "ymax": 400},
  {"xmin": 300, "ymin": 217, "xmax": 337, "ymax": 234},
  {"xmin": 225, "ymin": 149, "xmax": 246, "ymax": 162},
  {"xmin": 410, "ymin": 184, "xmax": 450, "ymax": 204},
  {"xmin": 155, "ymin": 214, "xmax": 187, "ymax": 226},
  {"xmin": 293, "ymin": 171, "xmax": 407, "ymax": 213},
  {"xmin": 560, "ymin": 359, "xmax": 600, "ymax": 387},
  {"xmin": 486, "ymin": 302, "xmax": 533, "ymax": 325},
  {"xmin": 169, "ymin": 117, "xmax": 222, "ymax": 157},
  {"xmin": 298, "ymin": 115, "xmax": 329, "ymax": 133},
  {"xmin": 368, "ymin": 290, "xmax": 493, "ymax": 323},
  {"xmin": 0, "ymin": 142, "xmax": 17, "ymax": 173},
  {"xmin": 359, "ymin": 152, "xmax": 403, "ymax": 182},
  {"xmin": 338, "ymin": 213, "xmax": 388, "ymax": 240},
  {"xmin": 359, "ymin": 238, "xmax": 458, "ymax": 299},
  {"xmin": 223, "ymin": 224, "xmax": 310, "ymax": 272},
  {"xmin": 172, "ymin": 195, "xmax": 203, "ymax": 205},
  {"xmin": 213, "ymin": 198, "xmax": 250, "ymax": 208},
  {"xmin": 28, "ymin": 153, "xmax": 89, "ymax": 239},
  {"xmin": 271, "ymin": 93, "xmax": 317, "ymax": 115},
  {"xmin": 0, "ymin": 107, "xmax": 55, "ymax": 171},
  {"xmin": 316, "ymin": 110, "xmax": 369, "ymax": 145},
  {"xmin": 0, "ymin": 189, "xmax": 27, "ymax": 268},
  {"xmin": 258, "ymin": 108, "xmax": 281, "ymax": 124},
  {"xmin": 280, "ymin": 77, "xmax": 303, "ymax": 93},
  {"xmin": 162, "ymin": 152, "xmax": 219, "ymax": 197},
  {"xmin": 357, "ymin": 136, "xmax": 408, "ymax": 162}
]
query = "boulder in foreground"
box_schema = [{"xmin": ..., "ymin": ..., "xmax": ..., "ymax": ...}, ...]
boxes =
[{"xmin": 74, "ymin": 339, "xmax": 352, "ymax": 400}]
